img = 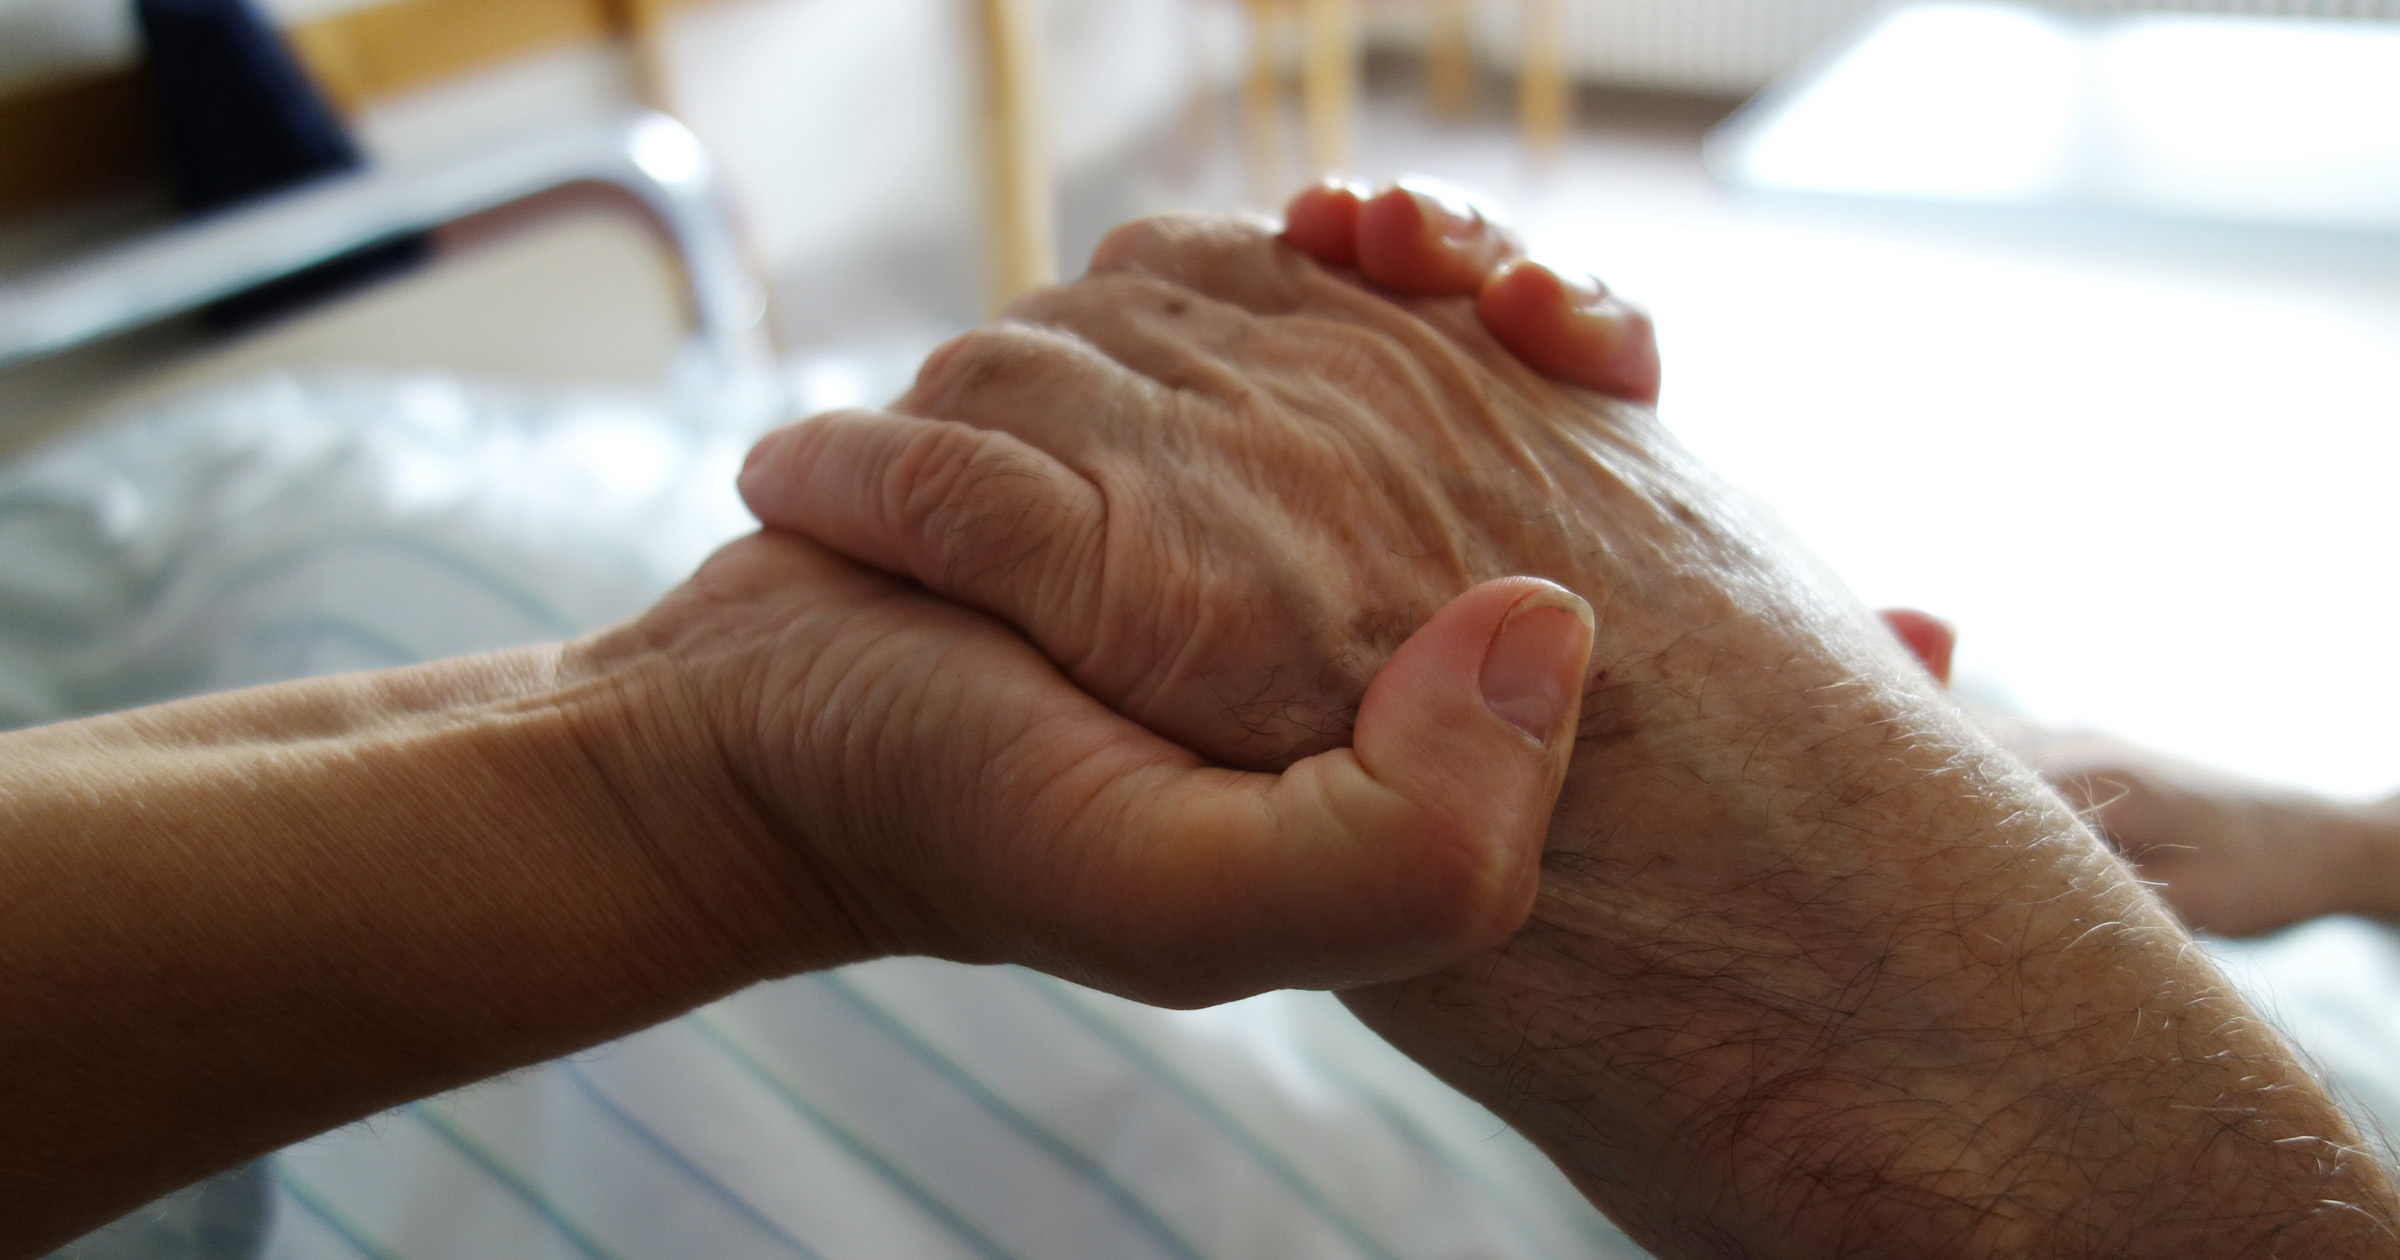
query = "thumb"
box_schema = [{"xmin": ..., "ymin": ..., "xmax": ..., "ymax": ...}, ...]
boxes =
[{"xmin": 1029, "ymin": 578, "xmax": 1594, "ymax": 1007}]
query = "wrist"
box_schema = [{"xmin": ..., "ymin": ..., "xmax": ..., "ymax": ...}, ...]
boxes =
[
  {"xmin": 549, "ymin": 627, "xmax": 886, "ymax": 982},
  {"xmin": 1352, "ymin": 659, "xmax": 2398, "ymax": 1257}
]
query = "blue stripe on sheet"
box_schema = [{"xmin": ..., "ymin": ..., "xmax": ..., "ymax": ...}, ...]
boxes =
[
  {"xmin": 271, "ymin": 1166, "xmax": 406, "ymax": 1260},
  {"xmin": 686, "ymin": 1013, "xmax": 1027, "ymax": 1260},
  {"xmin": 819, "ymin": 973, "xmax": 1213, "ymax": 1260},
  {"xmin": 1014, "ymin": 973, "xmax": 1405, "ymax": 1260},
  {"xmin": 404, "ymin": 1102, "xmax": 631, "ymax": 1260},
  {"xmin": 556, "ymin": 1060, "xmax": 830, "ymax": 1260},
  {"xmin": 1274, "ymin": 1037, "xmax": 1608, "ymax": 1260}
]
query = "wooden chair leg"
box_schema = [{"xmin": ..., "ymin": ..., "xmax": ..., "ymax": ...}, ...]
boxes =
[
  {"xmin": 1427, "ymin": 0, "xmax": 1475, "ymax": 120},
  {"xmin": 1300, "ymin": 0, "xmax": 1357, "ymax": 177},
  {"xmin": 1242, "ymin": 0, "xmax": 1288, "ymax": 204},
  {"xmin": 1519, "ymin": 0, "xmax": 1568, "ymax": 155},
  {"xmin": 610, "ymin": 0, "xmax": 677, "ymax": 115},
  {"xmin": 977, "ymin": 0, "xmax": 1056, "ymax": 312}
]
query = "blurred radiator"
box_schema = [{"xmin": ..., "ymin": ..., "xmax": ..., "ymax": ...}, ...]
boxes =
[
  {"xmin": 1535, "ymin": 0, "xmax": 1883, "ymax": 94},
  {"xmin": 1464, "ymin": 0, "xmax": 2400, "ymax": 96}
]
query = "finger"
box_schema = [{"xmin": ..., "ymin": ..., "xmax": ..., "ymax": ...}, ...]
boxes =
[
  {"xmin": 1012, "ymin": 577, "xmax": 1594, "ymax": 1006},
  {"xmin": 739, "ymin": 411, "xmax": 1105, "ymax": 654},
  {"xmin": 1000, "ymin": 270, "xmax": 1277, "ymax": 403},
  {"xmin": 1086, "ymin": 211, "xmax": 1316, "ymax": 316},
  {"xmin": 1876, "ymin": 608, "xmax": 1955, "ymax": 686},
  {"xmin": 1353, "ymin": 177, "xmax": 1526, "ymax": 296},
  {"xmin": 1281, "ymin": 176, "xmax": 1369, "ymax": 269},
  {"xmin": 893, "ymin": 321, "xmax": 1159, "ymax": 457},
  {"xmin": 1078, "ymin": 209, "xmax": 1518, "ymax": 404},
  {"xmin": 1477, "ymin": 259, "xmax": 1662, "ymax": 403},
  {"xmin": 1092, "ymin": 206, "xmax": 1658, "ymax": 410}
]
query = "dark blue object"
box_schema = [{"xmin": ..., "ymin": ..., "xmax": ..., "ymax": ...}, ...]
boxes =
[{"xmin": 136, "ymin": 0, "xmax": 428, "ymax": 331}]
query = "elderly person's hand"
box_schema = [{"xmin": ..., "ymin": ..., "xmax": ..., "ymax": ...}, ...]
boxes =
[
  {"xmin": 1998, "ymin": 727, "xmax": 2400, "ymax": 937},
  {"xmin": 739, "ymin": 198, "xmax": 2400, "ymax": 1257}
]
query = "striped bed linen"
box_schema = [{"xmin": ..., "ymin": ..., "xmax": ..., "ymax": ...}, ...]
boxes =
[{"xmin": 265, "ymin": 964, "xmax": 1638, "ymax": 1260}]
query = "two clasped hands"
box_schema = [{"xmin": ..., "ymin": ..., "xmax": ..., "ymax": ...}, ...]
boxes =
[{"xmin": 4, "ymin": 181, "xmax": 2395, "ymax": 1259}]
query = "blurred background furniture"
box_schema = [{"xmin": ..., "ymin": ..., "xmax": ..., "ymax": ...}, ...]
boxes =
[
  {"xmin": 6, "ymin": 0, "xmax": 2400, "ymax": 802},
  {"xmin": 1236, "ymin": 0, "xmax": 1577, "ymax": 199},
  {"xmin": 977, "ymin": 0, "xmax": 1056, "ymax": 307},
  {"xmin": 0, "ymin": 0, "xmax": 1933, "ymax": 341},
  {"xmin": 0, "ymin": 112, "xmax": 768, "ymax": 456}
]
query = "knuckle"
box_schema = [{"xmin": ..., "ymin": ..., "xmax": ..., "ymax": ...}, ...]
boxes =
[
  {"xmin": 909, "ymin": 327, "xmax": 1033, "ymax": 408},
  {"xmin": 1089, "ymin": 213, "xmax": 1192, "ymax": 272},
  {"xmin": 906, "ymin": 324, "xmax": 1100, "ymax": 414},
  {"xmin": 1002, "ymin": 276, "xmax": 1136, "ymax": 326},
  {"xmin": 885, "ymin": 424, "xmax": 1075, "ymax": 585},
  {"xmin": 1395, "ymin": 807, "xmax": 1539, "ymax": 955},
  {"xmin": 1090, "ymin": 212, "xmax": 1280, "ymax": 283}
]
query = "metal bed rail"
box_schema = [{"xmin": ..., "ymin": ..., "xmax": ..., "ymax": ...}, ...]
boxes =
[{"xmin": 0, "ymin": 113, "xmax": 769, "ymax": 383}]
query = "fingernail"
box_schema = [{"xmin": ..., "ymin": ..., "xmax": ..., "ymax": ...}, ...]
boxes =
[
  {"xmin": 1321, "ymin": 171, "xmax": 1371, "ymax": 197},
  {"xmin": 1398, "ymin": 177, "xmax": 1483, "ymax": 243},
  {"xmin": 1560, "ymin": 269, "xmax": 1607, "ymax": 308},
  {"xmin": 1570, "ymin": 299, "xmax": 1628, "ymax": 345},
  {"xmin": 1480, "ymin": 586, "xmax": 1595, "ymax": 744}
]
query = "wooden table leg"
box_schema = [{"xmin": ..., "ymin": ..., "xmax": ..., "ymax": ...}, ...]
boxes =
[
  {"xmin": 1519, "ymin": 0, "xmax": 1568, "ymax": 155},
  {"xmin": 1300, "ymin": 0, "xmax": 1356, "ymax": 177},
  {"xmin": 977, "ymin": 0, "xmax": 1056, "ymax": 311}
]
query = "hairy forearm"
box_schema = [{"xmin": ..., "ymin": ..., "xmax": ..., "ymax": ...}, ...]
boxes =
[
  {"xmin": 0, "ymin": 645, "xmax": 820, "ymax": 1255},
  {"xmin": 1349, "ymin": 639, "xmax": 2400, "ymax": 1258}
]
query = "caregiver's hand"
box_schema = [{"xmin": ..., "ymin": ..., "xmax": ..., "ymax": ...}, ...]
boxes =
[
  {"xmin": 580, "ymin": 533, "xmax": 1591, "ymax": 1005},
  {"xmin": 741, "ymin": 211, "xmax": 2400, "ymax": 1258}
]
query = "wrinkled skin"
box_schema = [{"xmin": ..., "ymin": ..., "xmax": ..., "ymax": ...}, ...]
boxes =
[
  {"xmin": 750, "ymin": 216, "xmax": 1804, "ymax": 774},
  {"xmin": 742, "ymin": 213, "xmax": 2399, "ymax": 1258},
  {"xmin": 580, "ymin": 522, "xmax": 1590, "ymax": 1009}
]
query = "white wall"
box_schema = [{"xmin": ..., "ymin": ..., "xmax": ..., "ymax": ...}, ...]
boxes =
[{"xmin": 661, "ymin": 0, "xmax": 1204, "ymax": 270}]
